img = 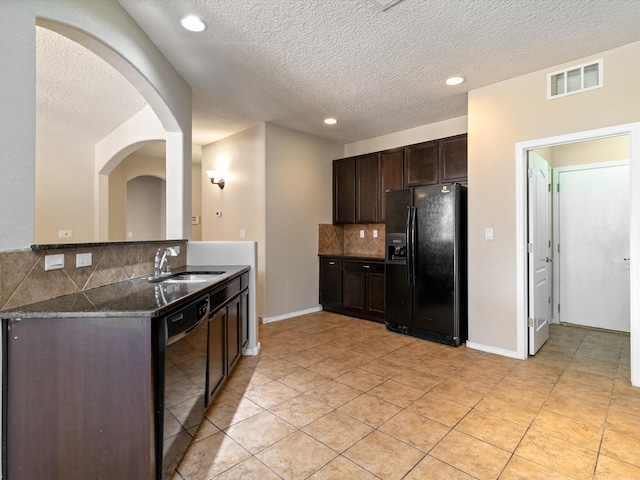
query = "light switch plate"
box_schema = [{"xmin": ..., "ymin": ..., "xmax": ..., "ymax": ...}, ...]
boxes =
[
  {"xmin": 485, "ymin": 228, "xmax": 494, "ymax": 240},
  {"xmin": 45, "ymin": 254, "xmax": 65, "ymax": 271}
]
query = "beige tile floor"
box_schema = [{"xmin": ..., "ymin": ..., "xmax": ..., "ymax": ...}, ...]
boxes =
[{"xmin": 172, "ymin": 311, "xmax": 640, "ymax": 479}]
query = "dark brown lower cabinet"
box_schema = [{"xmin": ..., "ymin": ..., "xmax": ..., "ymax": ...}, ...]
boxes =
[
  {"xmin": 319, "ymin": 257, "xmax": 343, "ymax": 308},
  {"xmin": 319, "ymin": 256, "xmax": 385, "ymax": 322},
  {"xmin": 226, "ymin": 295, "xmax": 241, "ymax": 372},
  {"xmin": 5, "ymin": 317, "xmax": 154, "ymax": 480},
  {"xmin": 206, "ymin": 279, "xmax": 247, "ymax": 405}
]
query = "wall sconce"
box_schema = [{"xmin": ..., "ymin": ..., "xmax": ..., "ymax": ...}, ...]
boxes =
[{"xmin": 206, "ymin": 170, "xmax": 225, "ymax": 189}]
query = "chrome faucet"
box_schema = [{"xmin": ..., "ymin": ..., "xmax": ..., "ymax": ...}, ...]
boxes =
[{"xmin": 154, "ymin": 247, "xmax": 178, "ymax": 276}]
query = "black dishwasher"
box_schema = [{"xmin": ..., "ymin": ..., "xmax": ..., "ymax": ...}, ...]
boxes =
[{"xmin": 156, "ymin": 294, "xmax": 210, "ymax": 480}]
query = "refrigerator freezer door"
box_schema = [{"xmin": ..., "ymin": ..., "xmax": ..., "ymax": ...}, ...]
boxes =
[
  {"xmin": 385, "ymin": 189, "xmax": 413, "ymax": 327},
  {"xmin": 412, "ymin": 185, "xmax": 459, "ymax": 337}
]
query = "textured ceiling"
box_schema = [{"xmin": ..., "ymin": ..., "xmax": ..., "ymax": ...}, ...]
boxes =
[
  {"xmin": 36, "ymin": 26, "xmax": 147, "ymax": 144},
  {"xmin": 38, "ymin": 1, "xmax": 640, "ymax": 147}
]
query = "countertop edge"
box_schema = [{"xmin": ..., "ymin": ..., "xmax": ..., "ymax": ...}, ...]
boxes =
[
  {"xmin": 318, "ymin": 253, "xmax": 385, "ymax": 262},
  {"xmin": 1, "ymin": 265, "xmax": 250, "ymax": 319}
]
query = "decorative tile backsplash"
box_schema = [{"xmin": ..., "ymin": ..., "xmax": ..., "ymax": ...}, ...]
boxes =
[
  {"xmin": 0, "ymin": 241, "xmax": 187, "ymax": 311},
  {"xmin": 318, "ymin": 224, "xmax": 385, "ymax": 257}
]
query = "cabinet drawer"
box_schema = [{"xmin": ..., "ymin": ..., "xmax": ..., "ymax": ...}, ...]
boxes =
[
  {"xmin": 210, "ymin": 278, "xmax": 241, "ymax": 312},
  {"xmin": 321, "ymin": 257, "xmax": 343, "ymax": 270},
  {"xmin": 344, "ymin": 260, "xmax": 384, "ymax": 274}
]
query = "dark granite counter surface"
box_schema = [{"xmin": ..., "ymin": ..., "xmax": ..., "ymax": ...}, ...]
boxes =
[
  {"xmin": 1, "ymin": 265, "xmax": 249, "ymax": 319},
  {"xmin": 318, "ymin": 253, "xmax": 385, "ymax": 262}
]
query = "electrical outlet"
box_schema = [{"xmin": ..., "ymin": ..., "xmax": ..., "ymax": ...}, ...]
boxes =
[
  {"xmin": 373, "ymin": 230, "xmax": 378, "ymax": 238},
  {"xmin": 359, "ymin": 230, "xmax": 365, "ymax": 238},
  {"xmin": 58, "ymin": 230, "xmax": 72, "ymax": 238},
  {"xmin": 76, "ymin": 253, "xmax": 92, "ymax": 268},
  {"xmin": 240, "ymin": 229, "xmax": 246, "ymax": 238}
]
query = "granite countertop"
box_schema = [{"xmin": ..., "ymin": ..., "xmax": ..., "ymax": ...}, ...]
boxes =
[
  {"xmin": 1, "ymin": 265, "xmax": 249, "ymax": 319},
  {"xmin": 318, "ymin": 253, "xmax": 385, "ymax": 262}
]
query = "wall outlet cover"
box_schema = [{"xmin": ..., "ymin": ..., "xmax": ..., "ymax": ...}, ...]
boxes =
[
  {"xmin": 45, "ymin": 254, "xmax": 65, "ymax": 271},
  {"xmin": 76, "ymin": 253, "xmax": 92, "ymax": 268}
]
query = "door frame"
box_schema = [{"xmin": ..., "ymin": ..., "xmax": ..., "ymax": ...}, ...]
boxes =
[
  {"xmin": 515, "ymin": 123, "xmax": 640, "ymax": 387},
  {"xmin": 552, "ymin": 160, "xmax": 630, "ymax": 327}
]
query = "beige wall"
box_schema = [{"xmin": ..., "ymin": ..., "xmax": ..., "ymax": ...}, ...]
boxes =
[
  {"xmin": 264, "ymin": 123, "xmax": 342, "ymax": 318},
  {"xmin": 108, "ymin": 154, "xmax": 165, "ymax": 241},
  {"xmin": 467, "ymin": 41, "xmax": 640, "ymax": 353},
  {"xmin": 344, "ymin": 116, "xmax": 468, "ymax": 157},
  {"xmin": 202, "ymin": 125, "xmax": 267, "ymax": 314},
  {"xmin": 191, "ymin": 163, "xmax": 202, "ymax": 241},
  {"xmin": 126, "ymin": 176, "xmax": 166, "ymax": 241},
  {"xmin": 201, "ymin": 123, "xmax": 341, "ymax": 320},
  {"xmin": 535, "ymin": 135, "xmax": 629, "ymax": 168},
  {"xmin": 35, "ymin": 135, "xmax": 95, "ymax": 244}
]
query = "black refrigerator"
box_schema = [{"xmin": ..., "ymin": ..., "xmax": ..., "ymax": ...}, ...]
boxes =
[{"xmin": 385, "ymin": 183, "xmax": 467, "ymax": 346}]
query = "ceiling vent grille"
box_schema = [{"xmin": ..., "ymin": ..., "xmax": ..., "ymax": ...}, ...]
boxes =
[
  {"xmin": 370, "ymin": 0, "xmax": 405, "ymax": 11},
  {"xmin": 547, "ymin": 59, "xmax": 603, "ymax": 99}
]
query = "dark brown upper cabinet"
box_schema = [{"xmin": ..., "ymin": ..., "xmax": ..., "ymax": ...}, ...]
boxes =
[
  {"xmin": 404, "ymin": 134, "xmax": 468, "ymax": 188},
  {"xmin": 378, "ymin": 147, "xmax": 404, "ymax": 223},
  {"xmin": 404, "ymin": 140, "xmax": 439, "ymax": 187},
  {"xmin": 333, "ymin": 157, "xmax": 356, "ymax": 224},
  {"xmin": 439, "ymin": 134, "xmax": 468, "ymax": 184},
  {"xmin": 332, "ymin": 134, "xmax": 466, "ymax": 225},
  {"xmin": 356, "ymin": 153, "xmax": 379, "ymax": 223}
]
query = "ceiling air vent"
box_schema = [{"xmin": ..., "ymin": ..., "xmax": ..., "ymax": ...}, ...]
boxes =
[
  {"xmin": 370, "ymin": 0, "xmax": 405, "ymax": 11},
  {"xmin": 547, "ymin": 59, "xmax": 603, "ymax": 99}
]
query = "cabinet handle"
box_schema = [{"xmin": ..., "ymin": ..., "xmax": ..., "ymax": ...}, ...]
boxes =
[
  {"xmin": 363, "ymin": 265, "xmax": 370, "ymax": 269},
  {"xmin": 328, "ymin": 261, "xmax": 336, "ymax": 265}
]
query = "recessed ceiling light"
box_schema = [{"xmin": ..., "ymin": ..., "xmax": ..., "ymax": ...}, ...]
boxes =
[
  {"xmin": 324, "ymin": 118, "xmax": 337, "ymax": 125},
  {"xmin": 180, "ymin": 15, "xmax": 207, "ymax": 32},
  {"xmin": 446, "ymin": 76, "xmax": 465, "ymax": 86}
]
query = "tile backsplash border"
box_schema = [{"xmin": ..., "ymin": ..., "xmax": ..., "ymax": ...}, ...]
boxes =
[
  {"xmin": 318, "ymin": 224, "xmax": 385, "ymax": 257},
  {"xmin": 0, "ymin": 241, "xmax": 187, "ymax": 311}
]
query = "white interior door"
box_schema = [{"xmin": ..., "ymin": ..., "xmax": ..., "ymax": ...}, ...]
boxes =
[
  {"xmin": 528, "ymin": 152, "xmax": 552, "ymax": 354},
  {"xmin": 557, "ymin": 162, "xmax": 630, "ymax": 332}
]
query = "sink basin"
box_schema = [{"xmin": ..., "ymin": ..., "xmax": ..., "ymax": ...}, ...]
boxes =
[{"xmin": 148, "ymin": 271, "xmax": 225, "ymax": 283}]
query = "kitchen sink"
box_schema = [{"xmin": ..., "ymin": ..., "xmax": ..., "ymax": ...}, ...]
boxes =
[{"xmin": 148, "ymin": 271, "xmax": 226, "ymax": 283}]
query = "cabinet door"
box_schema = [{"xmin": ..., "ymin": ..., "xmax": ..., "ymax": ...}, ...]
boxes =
[
  {"xmin": 356, "ymin": 153, "xmax": 378, "ymax": 223},
  {"xmin": 207, "ymin": 309, "xmax": 226, "ymax": 405},
  {"xmin": 333, "ymin": 158, "xmax": 356, "ymax": 224},
  {"xmin": 226, "ymin": 296, "xmax": 242, "ymax": 372},
  {"xmin": 6, "ymin": 317, "xmax": 154, "ymax": 480},
  {"xmin": 343, "ymin": 270, "xmax": 366, "ymax": 312},
  {"xmin": 366, "ymin": 272, "xmax": 385, "ymax": 318},
  {"xmin": 319, "ymin": 257, "xmax": 343, "ymax": 307},
  {"xmin": 439, "ymin": 134, "xmax": 467, "ymax": 184},
  {"xmin": 240, "ymin": 289, "xmax": 249, "ymax": 349},
  {"xmin": 404, "ymin": 141, "xmax": 438, "ymax": 187},
  {"xmin": 378, "ymin": 148, "xmax": 404, "ymax": 223}
]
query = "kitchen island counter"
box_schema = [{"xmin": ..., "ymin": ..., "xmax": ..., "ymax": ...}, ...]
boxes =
[{"xmin": 1, "ymin": 265, "xmax": 249, "ymax": 319}]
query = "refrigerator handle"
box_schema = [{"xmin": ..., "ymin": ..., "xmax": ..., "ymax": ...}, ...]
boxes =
[
  {"xmin": 409, "ymin": 207, "xmax": 417, "ymax": 286},
  {"xmin": 406, "ymin": 207, "xmax": 412, "ymax": 286}
]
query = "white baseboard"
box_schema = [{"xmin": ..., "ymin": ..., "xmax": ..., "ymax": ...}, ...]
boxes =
[
  {"xmin": 466, "ymin": 341, "xmax": 524, "ymax": 360},
  {"xmin": 242, "ymin": 342, "xmax": 261, "ymax": 356},
  {"xmin": 261, "ymin": 306, "xmax": 323, "ymax": 324}
]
